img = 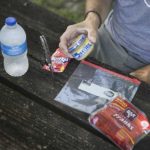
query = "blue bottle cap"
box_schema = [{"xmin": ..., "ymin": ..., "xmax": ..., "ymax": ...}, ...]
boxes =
[{"xmin": 5, "ymin": 17, "xmax": 17, "ymax": 26}]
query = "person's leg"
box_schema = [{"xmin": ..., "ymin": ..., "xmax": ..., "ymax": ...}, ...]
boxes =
[{"xmin": 90, "ymin": 24, "xmax": 146, "ymax": 73}]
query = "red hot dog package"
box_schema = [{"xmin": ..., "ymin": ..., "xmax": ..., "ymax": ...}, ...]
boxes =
[{"xmin": 89, "ymin": 96, "xmax": 150, "ymax": 150}]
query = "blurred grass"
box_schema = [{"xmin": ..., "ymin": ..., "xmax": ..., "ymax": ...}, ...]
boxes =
[{"xmin": 31, "ymin": 0, "xmax": 85, "ymax": 22}]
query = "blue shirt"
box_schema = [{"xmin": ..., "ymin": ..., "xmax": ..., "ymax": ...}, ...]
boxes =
[{"xmin": 106, "ymin": 0, "xmax": 150, "ymax": 63}]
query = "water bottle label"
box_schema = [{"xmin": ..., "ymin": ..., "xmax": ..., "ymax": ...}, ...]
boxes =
[{"xmin": 1, "ymin": 41, "xmax": 27, "ymax": 56}]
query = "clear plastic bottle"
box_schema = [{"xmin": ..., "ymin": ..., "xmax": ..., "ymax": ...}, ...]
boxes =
[{"xmin": 0, "ymin": 17, "xmax": 29, "ymax": 77}]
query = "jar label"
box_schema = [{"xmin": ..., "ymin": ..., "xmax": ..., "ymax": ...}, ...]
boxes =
[
  {"xmin": 72, "ymin": 42, "xmax": 94, "ymax": 60},
  {"xmin": 68, "ymin": 34, "xmax": 86, "ymax": 52},
  {"xmin": 1, "ymin": 41, "xmax": 27, "ymax": 56}
]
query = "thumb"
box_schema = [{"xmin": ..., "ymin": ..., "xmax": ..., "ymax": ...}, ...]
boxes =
[
  {"xmin": 130, "ymin": 72, "xmax": 136, "ymax": 76},
  {"xmin": 87, "ymin": 30, "xmax": 97, "ymax": 43},
  {"xmin": 130, "ymin": 70, "xmax": 145, "ymax": 79}
]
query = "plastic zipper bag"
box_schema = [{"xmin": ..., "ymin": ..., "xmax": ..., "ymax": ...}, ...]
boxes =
[{"xmin": 55, "ymin": 60, "xmax": 140, "ymax": 113}]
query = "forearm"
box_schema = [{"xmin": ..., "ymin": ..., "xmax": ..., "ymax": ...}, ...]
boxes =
[{"xmin": 85, "ymin": 0, "xmax": 113, "ymax": 25}]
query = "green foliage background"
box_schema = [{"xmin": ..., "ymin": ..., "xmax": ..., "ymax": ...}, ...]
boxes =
[{"xmin": 31, "ymin": 0, "xmax": 85, "ymax": 22}]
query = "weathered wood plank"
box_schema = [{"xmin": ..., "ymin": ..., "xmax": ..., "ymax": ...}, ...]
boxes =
[
  {"xmin": 0, "ymin": 0, "xmax": 149, "ymax": 149},
  {"xmin": 0, "ymin": 0, "xmax": 149, "ymax": 135},
  {"xmin": 0, "ymin": 0, "xmax": 73, "ymax": 37},
  {"xmin": 0, "ymin": 82, "xmax": 118, "ymax": 150},
  {"xmin": 0, "ymin": 57, "xmax": 89, "ymax": 135}
]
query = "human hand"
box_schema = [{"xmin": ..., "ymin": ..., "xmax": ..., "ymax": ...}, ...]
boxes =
[
  {"xmin": 59, "ymin": 12, "xmax": 100, "ymax": 57},
  {"xmin": 130, "ymin": 65, "xmax": 150, "ymax": 84}
]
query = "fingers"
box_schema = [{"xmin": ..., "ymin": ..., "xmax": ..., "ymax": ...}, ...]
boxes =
[
  {"xmin": 59, "ymin": 25, "xmax": 85, "ymax": 57},
  {"xmin": 86, "ymin": 27, "xmax": 97, "ymax": 43},
  {"xmin": 76, "ymin": 25, "xmax": 97, "ymax": 43},
  {"xmin": 130, "ymin": 68, "xmax": 150, "ymax": 83},
  {"xmin": 59, "ymin": 33, "xmax": 69, "ymax": 53},
  {"xmin": 130, "ymin": 71, "xmax": 144, "ymax": 80},
  {"xmin": 59, "ymin": 21, "xmax": 98, "ymax": 57}
]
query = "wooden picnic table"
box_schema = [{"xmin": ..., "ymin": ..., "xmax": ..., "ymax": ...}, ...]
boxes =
[{"xmin": 0, "ymin": 0, "xmax": 149, "ymax": 150}]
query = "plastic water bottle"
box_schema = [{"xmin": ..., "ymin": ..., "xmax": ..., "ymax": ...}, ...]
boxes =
[{"xmin": 0, "ymin": 17, "xmax": 29, "ymax": 77}]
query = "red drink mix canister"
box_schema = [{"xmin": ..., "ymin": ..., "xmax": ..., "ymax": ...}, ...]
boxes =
[{"xmin": 42, "ymin": 48, "xmax": 70, "ymax": 73}]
